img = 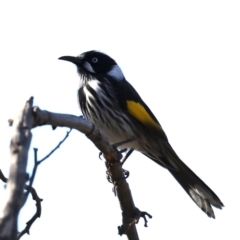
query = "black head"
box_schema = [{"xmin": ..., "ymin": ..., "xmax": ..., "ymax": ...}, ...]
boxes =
[{"xmin": 59, "ymin": 50, "xmax": 125, "ymax": 81}]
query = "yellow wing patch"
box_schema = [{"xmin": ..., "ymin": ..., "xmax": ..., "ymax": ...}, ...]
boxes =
[{"xmin": 127, "ymin": 101, "xmax": 161, "ymax": 130}]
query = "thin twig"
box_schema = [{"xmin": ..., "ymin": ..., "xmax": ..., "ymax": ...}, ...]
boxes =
[
  {"xmin": 0, "ymin": 169, "xmax": 7, "ymax": 183},
  {"xmin": 17, "ymin": 186, "xmax": 42, "ymax": 239},
  {"xmin": 20, "ymin": 129, "xmax": 72, "ymax": 238},
  {"xmin": 0, "ymin": 170, "xmax": 43, "ymax": 240},
  {"xmin": 27, "ymin": 128, "xmax": 72, "ymax": 196},
  {"xmin": 38, "ymin": 128, "xmax": 72, "ymax": 164}
]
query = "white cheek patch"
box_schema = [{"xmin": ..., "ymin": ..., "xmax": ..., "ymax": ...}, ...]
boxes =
[
  {"xmin": 107, "ymin": 65, "xmax": 124, "ymax": 81},
  {"xmin": 83, "ymin": 61, "xmax": 95, "ymax": 73}
]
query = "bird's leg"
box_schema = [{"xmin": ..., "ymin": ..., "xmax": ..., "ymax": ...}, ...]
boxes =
[
  {"xmin": 118, "ymin": 148, "xmax": 134, "ymax": 179},
  {"xmin": 99, "ymin": 138, "xmax": 134, "ymax": 160},
  {"xmin": 112, "ymin": 138, "xmax": 135, "ymax": 149},
  {"xmin": 98, "ymin": 147, "xmax": 129, "ymax": 160},
  {"xmin": 121, "ymin": 148, "xmax": 134, "ymax": 165},
  {"xmin": 119, "ymin": 148, "xmax": 128, "ymax": 154},
  {"xmin": 112, "ymin": 138, "xmax": 134, "ymax": 167}
]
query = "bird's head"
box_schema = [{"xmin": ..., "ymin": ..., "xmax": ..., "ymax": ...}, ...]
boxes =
[{"xmin": 59, "ymin": 50, "xmax": 125, "ymax": 82}]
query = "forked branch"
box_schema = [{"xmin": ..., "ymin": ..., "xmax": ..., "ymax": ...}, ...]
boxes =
[{"xmin": 0, "ymin": 97, "xmax": 151, "ymax": 240}]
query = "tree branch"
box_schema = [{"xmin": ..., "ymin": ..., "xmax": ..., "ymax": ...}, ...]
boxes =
[
  {"xmin": 0, "ymin": 97, "xmax": 34, "ymax": 240},
  {"xmin": 2, "ymin": 100, "xmax": 152, "ymax": 240},
  {"xmin": 32, "ymin": 106, "xmax": 147, "ymax": 239},
  {"xmin": 32, "ymin": 106, "xmax": 122, "ymax": 162},
  {"xmin": 0, "ymin": 170, "xmax": 43, "ymax": 239},
  {"xmin": 25, "ymin": 128, "xmax": 72, "ymax": 202},
  {"xmin": 17, "ymin": 185, "xmax": 42, "ymax": 239}
]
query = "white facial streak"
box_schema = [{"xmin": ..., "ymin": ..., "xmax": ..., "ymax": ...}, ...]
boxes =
[{"xmin": 107, "ymin": 65, "xmax": 124, "ymax": 81}]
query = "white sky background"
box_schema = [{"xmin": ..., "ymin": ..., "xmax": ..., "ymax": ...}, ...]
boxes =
[{"xmin": 0, "ymin": 1, "xmax": 239, "ymax": 239}]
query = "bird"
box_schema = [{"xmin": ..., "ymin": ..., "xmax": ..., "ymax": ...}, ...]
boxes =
[{"xmin": 59, "ymin": 50, "xmax": 224, "ymax": 218}]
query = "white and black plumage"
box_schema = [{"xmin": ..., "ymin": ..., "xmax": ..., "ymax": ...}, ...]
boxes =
[{"xmin": 59, "ymin": 50, "xmax": 224, "ymax": 218}]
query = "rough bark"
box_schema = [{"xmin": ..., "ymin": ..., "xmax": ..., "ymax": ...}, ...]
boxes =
[
  {"xmin": 0, "ymin": 97, "xmax": 34, "ymax": 240},
  {"xmin": 0, "ymin": 99, "xmax": 146, "ymax": 240}
]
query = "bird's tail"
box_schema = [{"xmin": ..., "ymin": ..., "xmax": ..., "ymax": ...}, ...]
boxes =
[{"xmin": 164, "ymin": 144, "xmax": 224, "ymax": 218}]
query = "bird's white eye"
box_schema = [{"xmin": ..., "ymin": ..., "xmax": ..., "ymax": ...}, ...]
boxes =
[{"xmin": 92, "ymin": 57, "xmax": 98, "ymax": 63}]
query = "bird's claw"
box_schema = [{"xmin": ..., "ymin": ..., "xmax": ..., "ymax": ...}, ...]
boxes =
[{"xmin": 134, "ymin": 208, "xmax": 152, "ymax": 227}]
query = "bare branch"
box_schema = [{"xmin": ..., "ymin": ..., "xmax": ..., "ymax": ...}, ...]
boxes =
[
  {"xmin": 0, "ymin": 170, "xmax": 43, "ymax": 240},
  {"xmin": 25, "ymin": 129, "xmax": 72, "ymax": 199},
  {"xmin": 38, "ymin": 128, "xmax": 72, "ymax": 164},
  {"xmin": 0, "ymin": 97, "xmax": 34, "ymax": 240},
  {"xmin": 19, "ymin": 129, "xmax": 72, "ymax": 238},
  {"xmin": 4, "ymin": 102, "xmax": 151, "ymax": 240},
  {"xmin": 32, "ymin": 106, "xmax": 143, "ymax": 239},
  {"xmin": 17, "ymin": 185, "xmax": 42, "ymax": 239},
  {"xmin": 32, "ymin": 107, "xmax": 122, "ymax": 162}
]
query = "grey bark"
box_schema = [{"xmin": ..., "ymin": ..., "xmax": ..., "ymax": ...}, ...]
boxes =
[
  {"xmin": 0, "ymin": 99, "xmax": 140, "ymax": 240},
  {"xmin": 0, "ymin": 97, "xmax": 34, "ymax": 240}
]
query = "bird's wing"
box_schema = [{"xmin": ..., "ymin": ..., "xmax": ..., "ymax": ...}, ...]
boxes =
[
  {"xmin": 126, "ymin": 100, "xmax": 162, "ymax": 130},
  {"xmin": 115, "ymin": 79, "xmax": 168, "ymax": 141}
]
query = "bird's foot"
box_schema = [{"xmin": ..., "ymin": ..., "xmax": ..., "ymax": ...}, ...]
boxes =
[
  {"xmin": 133, "ymin": 208, "xmax": 152, "ymax": 227},
  {"xmin": 99, "ymin": 151, "xmax": 103, "ymax": 160},
  {"xmin": 118, "ymin": 208, "xmax": 152, "ymax": 235}
]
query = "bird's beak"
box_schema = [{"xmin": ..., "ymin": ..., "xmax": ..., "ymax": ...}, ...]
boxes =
[{"xmin": 58, "ymin": 56, "xmax": 82, "ymax": 66}]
